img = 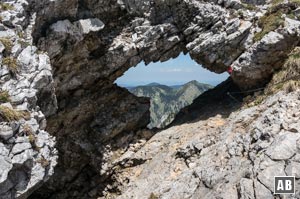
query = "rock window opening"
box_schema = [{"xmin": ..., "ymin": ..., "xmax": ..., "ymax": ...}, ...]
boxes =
[{"xmin": 115, "ymin": 53, "xmax": 229, "ymax": 129}]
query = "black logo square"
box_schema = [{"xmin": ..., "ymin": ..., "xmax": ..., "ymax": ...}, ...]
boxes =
[{"xmin": 274, "ymin": 176, "xmax": 295, "ymax": 194}]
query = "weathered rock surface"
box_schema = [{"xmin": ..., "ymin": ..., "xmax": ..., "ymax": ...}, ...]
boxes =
[
  {"xmin": 232, "ymin": 18, "xmax": 300, "ymax": 86},
  {"xmin": 0, "ymin": 1, "xmax": 57, "ymax": 198},
  {"xmin": 1, "ymin": 0, "xmax": 300, "ymax": 198},
  {"xmin": 29, "ymin": 1, "xmax": 300, "ymax": 196},
  {"xmin": 107, "ymin": 89, "xmax": 300, "ymax": 199}
]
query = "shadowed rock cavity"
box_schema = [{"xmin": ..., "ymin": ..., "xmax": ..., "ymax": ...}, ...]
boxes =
[{"xmin": 24, "ymin": 0, "xmax": 300, "ymax": 198}]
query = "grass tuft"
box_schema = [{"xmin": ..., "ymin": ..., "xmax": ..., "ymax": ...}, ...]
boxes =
[
  {"xmin": 0, "ymin": 106, "xmax": 30, "ymax": 122},
  {"xmin": 149, "ymin": 193, "xmax": 159, "ymax": 199},
  {"xmin": 0, "ymin": 91, "xmax": 10, "ymax": 103},
  {"xmin": 23, "ymin": 124, "xmax": 41, "ymax": 151},
  {"xmin": 37, "ymin": 157, "xmax": 50, "ymax": 168},
  {"xmin": 17, "ymin": 31, "xmax": 25, "ymax": 39},
  {"xmin": 0, "ymin": 2, "xmax": 14, "ymax": 11},
  {"xmin": 253, "ymin": 0, "xmax": 300, "ymax": 42},
  {"xmin": 2, "ymin": 57, "xmax": 18, "ymax": 75},
  {"xmin": 271, "ymin": 47, "xmax": 300, "ymax": 83},
  {"xmin": 0, "ymin": 37, "xmax": 13, "ymax": 54},
  {"xmin": 245, "ymin": 47, "xmax": 300, "ymax": 107},
  {"xmin": 271, "ymin": 0, "xmax": 284, "ymax": 6},
  {"xmin": 242, "ymin": 3, "xmax": 257, "ymax": 11},
  {"xmin": 254, "ymin": 10, "xmax": 284, "ymax": 42},
  {"xmin": 18, "ymin": 40, "xmax": 31, "ymax": 48}
]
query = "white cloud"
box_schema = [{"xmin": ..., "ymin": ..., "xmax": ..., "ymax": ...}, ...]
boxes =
[{"xmin": 159, "ymin": 67, "xmax": 194, "ymax": 73}]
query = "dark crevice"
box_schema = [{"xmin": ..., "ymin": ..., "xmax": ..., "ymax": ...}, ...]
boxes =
[{"xmin": 256, "ymin": 177, "xmax": 273, "ymax": 194}]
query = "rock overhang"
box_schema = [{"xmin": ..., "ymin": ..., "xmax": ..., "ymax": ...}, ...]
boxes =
[{"xmin": 33, "ymin": 0, "xmax": 300, "ymax": 90}]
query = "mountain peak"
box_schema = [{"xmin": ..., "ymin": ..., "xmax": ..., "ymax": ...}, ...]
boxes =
[
  {"xmin": 145, "ymin": 82, "xmax": 162, "ymax": 86},
  {"xmin": 129, "ymin": 81, "xmax": 212, "ymax": 128},
  {"xmin": 187, "ymin": 80, "xmax": 198, "ymax": 84}
]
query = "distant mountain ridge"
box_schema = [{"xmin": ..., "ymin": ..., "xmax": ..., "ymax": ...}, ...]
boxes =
[
  {"xmin": 128, "ymin": 80, "xmax": 213, "ymax": 128},
  {"xmin": 144, "ymin": 82, "xmax": 162, "ymax": 86}
]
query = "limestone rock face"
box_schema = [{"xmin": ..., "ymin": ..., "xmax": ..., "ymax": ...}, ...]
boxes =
[
  {"xmin": 109, "ymin": 90, "xmax": 300, "ymax": 199},
  {"xmin": 1, "ymin": 0, "xmax": 300, "ymax": 198},
  {"xmin": 0, "ymin": 1, "xmax": 57, "ymax": 198},
  {"xmin": 33, "ymin": 0, "xmax": 300, "ymax": 89},
  {"xmin": 232, "ymin": 18, "xmax": 300, "ymax": 86}
]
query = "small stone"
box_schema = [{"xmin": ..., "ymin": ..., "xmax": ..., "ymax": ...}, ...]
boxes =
[
  {"xmin": 0, "ymin": 124, "xmax": 13, "ymax": 140},
  {"xmin": 11, "ymin": 142, "xmax": 32, "ymax": 155},
  {"xmin": 285, "ymin": 161, "xmax": 300, "ymax": 178},
  {"xmin": 0, "ymin": 156, "xmax": 12, "ymax": 184},
  {"xmin": 240, "ymin": 178, "xmax": 255, "ymax": 199},
  {"xmin": 265, "ymin": 133, "xmax": 299, "ymax": 160},
  {"xmin": 17, "ymin": 46, "xmax": 38, "ymax": 70},
  {"xmin": 254, "ymin": 180, "xmax": 273, "ymax": 199},
  {"xmin": 0, "ymin": 143, "xmax": 9, "ymax": 156},
  {"xmin": 257, "ymin": 163, "xmax": 285, "ymax": 190},
  {"xmin": 0, "ymin": 42, "xmax": 5, "ymax": 53},
  {"xmin": 12, "ymin": 149, "xmax": 33, "ymax": 165},
  {"xmin": 293, "ymin": 8, "xmax": 300, "ymax": 19},
  {"xmin": 76, "ymin": 18, "xmax": 105, "ymax": 34}
]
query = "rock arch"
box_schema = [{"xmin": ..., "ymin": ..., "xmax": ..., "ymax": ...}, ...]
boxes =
[{"xmin": 19, "ymin": 0, "xmax": 300, "ymax": 197}]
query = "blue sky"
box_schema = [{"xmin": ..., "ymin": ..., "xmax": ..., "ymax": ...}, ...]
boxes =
[{"xmin": 115, "ymin": 53, "xmax": 229, "ymax": 86}]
